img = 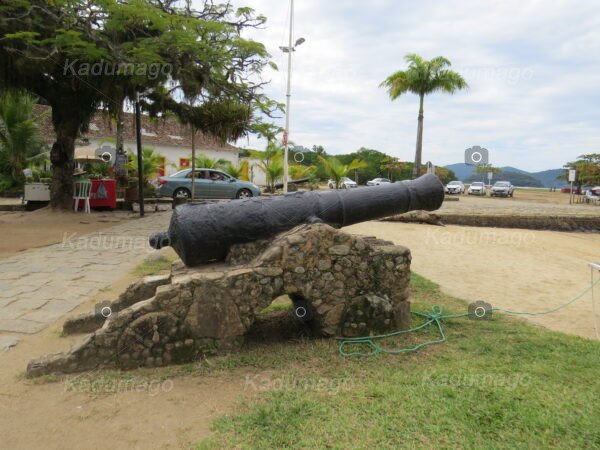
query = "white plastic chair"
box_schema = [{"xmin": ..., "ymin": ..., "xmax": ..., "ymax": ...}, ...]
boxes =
[
  {"xmin": 73, "ymin": 181, "xmax": 92, "ymax": 213},
  {"xmin": 585, "ymin": 190, "xmax": 600, "ymax": 205}
]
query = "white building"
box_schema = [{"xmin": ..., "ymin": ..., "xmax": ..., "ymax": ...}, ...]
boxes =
[{"xmin": 35, "ymin": 105, "xmax": 239, "ymax": 177}]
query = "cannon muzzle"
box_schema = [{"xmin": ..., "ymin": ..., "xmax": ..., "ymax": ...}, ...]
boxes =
[{"xmin": 149, "ymin": 173, "xmax": 444, "ymax": 266}]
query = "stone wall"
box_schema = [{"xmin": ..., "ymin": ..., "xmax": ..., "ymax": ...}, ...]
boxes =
[{"xmin": 27, "ymin": 223, "xmax": 412, "ymax": 377}]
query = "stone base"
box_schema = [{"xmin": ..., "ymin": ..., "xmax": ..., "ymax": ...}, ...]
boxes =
[{"xmin": 27, "ymin": 223, "xmax": 412, "ymax": 377}]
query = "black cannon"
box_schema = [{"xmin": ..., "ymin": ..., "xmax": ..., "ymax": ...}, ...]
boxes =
[{"xmin": 149, "ymin": 173, "xmax": 444, "ymax": 266}]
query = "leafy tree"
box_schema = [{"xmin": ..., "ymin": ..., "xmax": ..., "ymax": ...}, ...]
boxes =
[
  {"xmin": 0, "ymin": 0, "xmax": 273, "ymax": 208},
  {"xmin": 561, "ymin": 154, "xmax": 600, "ymax": 188},
  {"xmin": 380, "ymin": 156, "xmax": 409, "ymax": 181},
  {"xmin": 435, "ymin": 167, "xmax": 457, "ymax": 185},
  {"xmin": 380, "ymin": 54, "xmax": 467, "ymax": 178},
  {"xmin": 0, "ymin": 90, "xmax": 43, "ymax": 187},
  {"xmin": 318, "ymin": 156, "xmax": 366, "ymax": 189},
  {"xmin": 475, "ymin": 164, "xmax": 501, "ymax": 183}
]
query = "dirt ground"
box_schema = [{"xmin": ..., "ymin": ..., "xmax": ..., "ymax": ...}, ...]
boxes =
[
  {"xmin": 1, "ymin": 198, "xmax": 599, "ymax": 449},
  {"xmin": 0, "ymin": 271, "xmax": 263, "ymax": 450},
  {"xmin": 0, "ymin": 208, "xmax": 139, "ymax": 259},
  {"xmin": 347, "ymin": 222, "xmax": 600, "ymax": 339}
]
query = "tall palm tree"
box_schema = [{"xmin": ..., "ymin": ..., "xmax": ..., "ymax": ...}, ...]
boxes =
[
  {"xmin": 318, "ymin": 156, "xmax": 366, "ymax": 189},
  {"xmin": 0, "ymin": 91, "xmax": 43, "ymax": 186},
  {"xmin": 380, "ymin": 54, "xmax": 467, "ymax": 179}
]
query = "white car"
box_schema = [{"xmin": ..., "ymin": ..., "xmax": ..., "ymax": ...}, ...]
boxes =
[
  {"xmin": 468, "ymin": 182, "xmax": 486, "ymax": 196},
  {"xmin": 445, "ymin": 180, "xmax": 465, "ymax": 194},
  {"xmin": 328, "ymin": 177, "xmax": 358, "ymax": 189},
  {"xmin": 367, "ymin": 178, "xmax": 391, "ymax": 186}
]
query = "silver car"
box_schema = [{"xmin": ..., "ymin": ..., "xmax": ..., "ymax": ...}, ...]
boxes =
[
  {"xmin": 156, "ymin": 168, "xmax": 261, "ymax": 199},
  {"xmin": 445, "ymin": 180, "xmax": 465, "ymax": 194},
  {"xmin": 468, "ymin": 182, "xmax": 486, "ymax": 196},
  {"xmin": 490, "ymin": 181, "xmax": 514, "ymax": 197},
  {"xmin": 328, "ymin": 177, "xmax": 358, "ymax": 189},
  {"xmin": 367, "ymin": 178, "xmax": 391, "ymax": 186}
]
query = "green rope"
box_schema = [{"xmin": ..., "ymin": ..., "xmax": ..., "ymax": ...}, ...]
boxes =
[{"xmin": 337, "ymin": 277, "xmax": 600, "ymax": 357}]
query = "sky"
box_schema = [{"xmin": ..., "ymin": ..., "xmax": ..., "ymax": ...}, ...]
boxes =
[{"xmin": 228, "ymin": 0, "xmax": 600, "ymax": 172}]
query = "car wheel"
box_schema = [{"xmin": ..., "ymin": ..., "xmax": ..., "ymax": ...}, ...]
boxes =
[
  {"xmin": 236, "ymin": 188, "xmax": 253, "ymax": 199},
  {"xmin": 173, "ymin": 187, "xmax": 191, "ymax": 200}
]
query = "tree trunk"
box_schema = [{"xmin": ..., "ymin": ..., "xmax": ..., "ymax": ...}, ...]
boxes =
[
  {"xmin": 412, "ymin": 93, "xmax": 425, "ymax": 179},
  {"xmin": 49, "ymin": 104, "xmax": 83, "ymax": 209},
  {"xmin": 116, "ymin": 100, "xmax": 124, "ymax": 153}
]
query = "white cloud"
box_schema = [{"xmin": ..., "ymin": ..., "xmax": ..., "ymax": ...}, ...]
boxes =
[{"xmin": 226, "ymin": 0, "xmax": 600, "ymax": 171}]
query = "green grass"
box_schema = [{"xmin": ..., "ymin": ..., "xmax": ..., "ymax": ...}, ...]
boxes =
[
  {"xmin": 193, "ymin": 273, "xmax": 600, "ymax": 449},
  {"xmin": 132, "ymin": 253, "xmax": 176, "ymax": 276}
]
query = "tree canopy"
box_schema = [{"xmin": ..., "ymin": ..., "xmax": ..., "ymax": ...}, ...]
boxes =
[
  {"xmin": 0, "ymin": 0, "xmax": 276, "ymax": 207},
  {"xmin": 381, "ymin": 54, "xmax": 467, "ymax": 179}
]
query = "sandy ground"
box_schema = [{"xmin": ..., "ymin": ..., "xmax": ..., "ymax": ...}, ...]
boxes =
[
  {"xmin": 347, "ymin": 222, "xmax": 600, "ymax": 339},
  {"xmin": 0, "ymin": 271, "xmax": 260, "ymax": 450},
  {"xmin": 1, "ymin": 202, "xmax": 599, "ymax": 449},
  {"xmin": 0, "ymin": 208, "xmax": 139, "ymax": 259}
]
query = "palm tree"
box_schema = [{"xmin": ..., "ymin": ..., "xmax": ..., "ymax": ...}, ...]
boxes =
[
  {"xmin": 250, "ymin": 142, "xmax": 284, "ymax": 192},
  {"xmin": 290, "ymin": 164, "xmax": 315, "ymax": 180},
  {"xmin": 127, "ymin": 147, "xmax": 165, "ymax": 186},
  {"xmin": 380, "ymin": 54, "xmax": 468, "ymax": 179},
  {"xmin": 192, "ymin": 154, "xmax": 227, "ymax": 170},
  {"xmin": 318, "ymin": 156, "xmax": 366, "ymax": 189},
  {"xmin": 223, "ymin": 160, "xmax": 249, "ymax": 180},
  {"xmin": 0, "ymin": 91, "xmax": 43, "ymax": 186}
]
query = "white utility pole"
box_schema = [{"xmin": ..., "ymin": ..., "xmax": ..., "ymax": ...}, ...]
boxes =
[{"xmin": 281, "ymin": 0, "xmax": 305, "ymax": 193}]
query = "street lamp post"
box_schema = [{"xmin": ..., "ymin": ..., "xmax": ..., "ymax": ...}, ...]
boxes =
[{"xmin": 280, "ymin": 0, "xmax": 305, "ymax": 193}]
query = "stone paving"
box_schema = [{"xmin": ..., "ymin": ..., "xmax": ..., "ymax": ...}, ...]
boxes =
[{"xmin": 0, "ymin": 211, "xmax": 170, "ymax": 334}]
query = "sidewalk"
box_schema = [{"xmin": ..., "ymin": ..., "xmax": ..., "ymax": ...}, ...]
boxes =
[{"xmin": 0, "ymin": 211, "xmax": 171, "ymax": 334}]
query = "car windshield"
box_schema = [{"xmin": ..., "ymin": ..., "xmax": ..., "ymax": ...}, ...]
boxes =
[
  {"xmin": 448, "ymin": 181, "xmax": 461, "ymax": 185},
  {"xmin": 472, "ymin": 182, "xmax": 483, "ymax": 187},
  {"xmin": 342, "ymin": 177, "xmax": 353, "ymax": 182},
  {"xmin": 381, "ymin": 178, "xmax": 390, "ymax": 182},
  {"xmin": 495, "ymin": 182, "xmax": 509, "ymax": 187},
  {"xmin": 170, "ymin": 169, "xmax": 189, "ymax": 178}
]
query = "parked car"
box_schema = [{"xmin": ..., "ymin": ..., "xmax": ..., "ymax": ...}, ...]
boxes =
[
  {"xmin": 490, "ymin": 181, "xmax": 514, "ymax": 197},
  {"xmin": 367, "ymin": 178, "xmax": 391, "ymax": 186},
  {"xmin": 468, "ymin": 181, "xmax": 486, "ymax": 196},
  {"xmin": 156, "ymin": 168, "xmax": 261, "ymax": 200},
  {"xmin": 328, "ymin": 177, "xmax": 358, "ymax": 189},
  {"xmin": 445, "ymin": 180, "xmax": 465, "ymax": 194}
]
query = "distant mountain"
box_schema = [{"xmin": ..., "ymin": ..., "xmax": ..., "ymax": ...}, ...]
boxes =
[
  {"xmin": 443, "ymin": 163, "xmax": 567, "ymax": 188},
  {"xmin": 465, "ymin": 170, "xmax": 543, "ymax": 187},
  {"xmin": 529, "ymin": 169, "xmax": 566, "ymax": 188},
  {"xmin": 500, "ymin": 166, "xmax": 528, "ymax": 175},
  {"xmin": 444, "ymin": 163, "xmax": 475, "ymax": 180}
]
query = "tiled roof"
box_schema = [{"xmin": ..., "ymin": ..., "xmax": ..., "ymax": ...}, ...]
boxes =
[{"xmin": 33, "ymin": 104, "xmax": 237, "ymax": 152}]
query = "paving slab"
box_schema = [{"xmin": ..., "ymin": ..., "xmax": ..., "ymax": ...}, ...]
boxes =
[{"xmin": 0, "ymin": 211, "xmax": 171, "ymax": 333}]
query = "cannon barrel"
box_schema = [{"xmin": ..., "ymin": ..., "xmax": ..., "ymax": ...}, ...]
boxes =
[{"xmin": 149, "ymin": 173, "xmax": 444, "ymax": 266}]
